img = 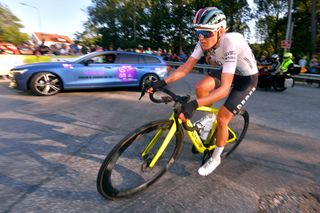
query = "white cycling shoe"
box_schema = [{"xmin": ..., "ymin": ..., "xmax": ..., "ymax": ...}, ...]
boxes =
[{"xmin": 198, "ymin": 156, "xmax": 221, "ymax": 176}]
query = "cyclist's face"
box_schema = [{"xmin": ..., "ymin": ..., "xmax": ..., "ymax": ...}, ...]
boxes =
[{"xmin": 197, "ymin": 30, "xmax": 219, "ymax": 50}]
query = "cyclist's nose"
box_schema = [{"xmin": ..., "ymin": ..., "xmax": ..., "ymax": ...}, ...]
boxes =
[{"xmin": 198, "ymin": 34, "xmax": 205, "ymax": 41}]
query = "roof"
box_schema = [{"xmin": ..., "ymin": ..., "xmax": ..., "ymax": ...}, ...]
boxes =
[{"xmin": 33, "ymin": 32, "xmax": 73, "ymax": 44}]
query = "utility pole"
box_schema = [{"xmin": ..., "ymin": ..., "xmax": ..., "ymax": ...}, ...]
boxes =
[
  {"xmin": 133, "ymin": 0, "xmax": 136, "ymax": 42},
  {"xmin": 311, "ymin": 0, "xmax": 317, "ymax": 55},
  {"xmin": 284, "ymin": 0, "xmax": 293, "ymax": 54}
]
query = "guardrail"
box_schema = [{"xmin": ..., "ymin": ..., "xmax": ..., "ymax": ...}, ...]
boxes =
[
  {"xmin": 291, "ymin": 73, "xmax": 320, "ymax": 86},
  {"xmin": 167, "ymin": 61, "xmax": 219, "ymax": 73},
  {"xmin": 167, "ymin": 61, "xmax": 320, "ymax": 86}
]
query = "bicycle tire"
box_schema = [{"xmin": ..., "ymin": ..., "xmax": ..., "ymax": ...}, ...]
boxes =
[
  {"xmin": 97, "ymin": 120, "xmax": 184, "ymax": 200},
  {"xmin": 221, "ymin": 109, "xmax": 249, "ymax": 158}
]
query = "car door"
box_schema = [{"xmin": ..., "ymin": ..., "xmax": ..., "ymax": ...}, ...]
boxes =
[
  {"xmin": 113, "ymin": 53, "xmax": 140, "ymax": 86},
  {"xmin": 70, "ymin": 53, "xmax": 118, "ymax": 88}
]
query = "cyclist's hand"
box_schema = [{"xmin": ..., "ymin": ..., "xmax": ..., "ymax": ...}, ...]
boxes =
[
  {"xmin": 179, "ymin": 100, "xmax": 198, "ymax": 122},
  {"xmin": 145, "ymin": 80, "xmax": 167, "ymax": 93}
]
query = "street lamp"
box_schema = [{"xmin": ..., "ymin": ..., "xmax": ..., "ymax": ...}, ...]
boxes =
[{"xmin": 20, "ymin": 2, "xmax": 42, "ymax": 32}]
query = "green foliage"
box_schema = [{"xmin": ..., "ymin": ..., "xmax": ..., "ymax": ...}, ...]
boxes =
[
  {"xmin": 253, "ymin": 0, "xmax": 319, "ymax": 59},
  {"xmin": 75, "ymin": 0, "xmax": 318, "ymax": 58},
  {"xmin": 76, "ymin": 0, "xmax": 252, "ymax": 54},
  {"xmin": 0, "ymin": 3, "xmax": 29, "ymax": 45}
]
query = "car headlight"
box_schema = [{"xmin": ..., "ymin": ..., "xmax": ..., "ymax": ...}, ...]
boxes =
[{"xmin": 10, "ymin": 69, "xmax": 28, "ymax": 74}]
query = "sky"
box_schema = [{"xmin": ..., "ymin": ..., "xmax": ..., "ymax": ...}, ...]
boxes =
[{"xmin": 0, "ymin": 0, "xmax": 92, "ymax": 39}]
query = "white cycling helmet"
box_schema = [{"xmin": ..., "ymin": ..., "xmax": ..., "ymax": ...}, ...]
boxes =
[{"xmin": 193, "ymin": 7, "xmax": 227, "ymax": 31}]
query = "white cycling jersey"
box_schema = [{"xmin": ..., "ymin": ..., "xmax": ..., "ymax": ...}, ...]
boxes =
[{"xmin": 191, "ymin": 32, "xmax": 258, "ymax": 76}]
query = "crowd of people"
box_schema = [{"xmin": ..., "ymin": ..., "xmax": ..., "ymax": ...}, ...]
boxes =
[
  {"xmin": 0, "ymin": 40, "xmax": 190, "ymax": 63},
  {"xmin": 1, "ymin": 40, "xmax": 319, "ymax": 72},
  {"xmin": 258, "ymin": 53, "xmax": 320, "ymax": 74}
]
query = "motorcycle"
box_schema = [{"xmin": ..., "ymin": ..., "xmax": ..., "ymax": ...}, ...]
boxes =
[{"xmin": 257, "ymin": 63, "xmax": 295, "ymax": 92}]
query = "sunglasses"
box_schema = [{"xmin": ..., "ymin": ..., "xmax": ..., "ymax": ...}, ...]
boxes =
[{"xmin": 195, "ymin": 30, "xmax": 214, "ymax": 38}]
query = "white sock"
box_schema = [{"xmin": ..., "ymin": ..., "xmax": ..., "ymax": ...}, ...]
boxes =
[{"xmin": 212, "ymin": 146, "xmax": 224, "ymax": 160}]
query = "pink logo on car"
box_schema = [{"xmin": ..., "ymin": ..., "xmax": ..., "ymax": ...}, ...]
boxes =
[{"xmin": 117, "ymin": 66, "xmax": 137, "ymax": 81}]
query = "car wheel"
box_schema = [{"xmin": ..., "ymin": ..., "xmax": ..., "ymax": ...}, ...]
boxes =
[
  {"xmin": 141, "ymin": 74, "xmax": 160, "ymax": 88},
  {"xmin": 29, "ymin": 72, "xmax": 61, "ymax": 96}
]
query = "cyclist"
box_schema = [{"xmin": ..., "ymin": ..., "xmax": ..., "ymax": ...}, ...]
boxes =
[{"xmin": 147, "ymin": 7, "xmax": 258, "ymax": 176}]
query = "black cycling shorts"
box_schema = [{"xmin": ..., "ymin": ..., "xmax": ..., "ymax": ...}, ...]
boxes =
[{"xmin": 207, "ymin": 70, "xmax": 258, "ymax": 115}]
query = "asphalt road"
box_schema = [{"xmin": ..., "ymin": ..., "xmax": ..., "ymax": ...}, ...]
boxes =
[{"xmin": 0, "ymin": 74, "xmax": 319, "ymax": 213}]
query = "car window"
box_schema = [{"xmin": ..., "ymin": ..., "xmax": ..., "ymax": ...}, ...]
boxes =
[
  {"xmin": 118, "ymin": 53, "xmax": 139, "ymax": 64},
  {"xmin": 105, "ymin": 54, "xmax": 116, "ymax": 63},
  {"xmin": 90, "ymin": 54, "xmax": 116, "ymax": 64},
  {"xmin": 143, "ymin": 56, "xmax": 161, "ymax": 64},
  {"xmin": 90, "ymin": 55, "xmax": 107, "ymax": 64}
]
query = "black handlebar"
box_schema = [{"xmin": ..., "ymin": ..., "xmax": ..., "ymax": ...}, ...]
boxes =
[
  {"xmin": 149, "ymin": 88, "xmax": 190, "ymax": 105},
  {"xmin": 140, "ymin": 87, "xmax": 196, "ymax": 131}
]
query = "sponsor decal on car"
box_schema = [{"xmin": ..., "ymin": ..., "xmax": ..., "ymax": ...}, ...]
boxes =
[
  {"xmin": 78, "ymin": 70, "xmax": 112, "ymax": 79},
  {"xmin": 117, "ymin": 65, "xmax": 137, "ymax": 81}
]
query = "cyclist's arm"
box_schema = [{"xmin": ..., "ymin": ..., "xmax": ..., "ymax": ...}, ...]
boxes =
[
  {"xmin": 164, "ymin": 56, "xmax": 198, "ymax": 84},
  {"xmin": 197, "ymin": 72, "xmax": 234, "ymax": 107}
]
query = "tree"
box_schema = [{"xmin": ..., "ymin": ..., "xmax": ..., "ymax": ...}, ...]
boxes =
[
  {"xmin": 0, "ymin": 3, "xmax": 29, "ymax": 45},
  {"xmin": 78, "ymin": 0, "xmax": 254, "ymax": 54},
  {"xmin": 292, "ymin": 0, "xmax": 320, "ymax": 58},
  {"xmin": 253, "ymin": 0, "xmax": 288, "ymax": 57}
]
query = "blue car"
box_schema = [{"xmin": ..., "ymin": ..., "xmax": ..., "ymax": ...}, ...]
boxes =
[{"xmin": 9, "ymin": 51, "xmax": 170, "ymax": 96}]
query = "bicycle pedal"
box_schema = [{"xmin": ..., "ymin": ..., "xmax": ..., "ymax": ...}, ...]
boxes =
[{"xmin": 201, "ymin": 150, "xmax": 212, "ymax": 165}]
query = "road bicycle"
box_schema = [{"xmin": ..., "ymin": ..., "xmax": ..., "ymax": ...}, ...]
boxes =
[{"xmin": 96, "ymin": 88, "xmax": 249, "ymax": 200}]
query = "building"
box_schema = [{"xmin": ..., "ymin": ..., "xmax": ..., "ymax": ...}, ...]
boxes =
[{"xmin": 31, "ymin": 32, "xmax": 73, "ymax": 47}]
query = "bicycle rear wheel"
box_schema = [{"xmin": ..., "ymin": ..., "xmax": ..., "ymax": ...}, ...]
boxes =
[
  {"xmin": 221, "ymin": 109, "xmax": 249, "ymax": 158},
  {"xmin": 97, "ymin": 120, "xmax": 183, "ymax": 199}
]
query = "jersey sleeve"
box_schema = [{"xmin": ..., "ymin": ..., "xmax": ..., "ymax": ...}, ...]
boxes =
[
  {"xmin": 221, "ymin": 35, "xmax": 237, "ymax": 74},
  {"xmin": 190, "ymin": 41, "xmax": 204, "ymax": 60}
]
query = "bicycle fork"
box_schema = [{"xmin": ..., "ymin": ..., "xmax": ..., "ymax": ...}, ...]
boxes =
[{"xmin": 141, "ymin": 114, "xmax": 177, "ymax": 168}]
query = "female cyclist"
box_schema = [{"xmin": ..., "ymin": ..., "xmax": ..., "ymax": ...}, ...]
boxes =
[{"xmin": 148, "ymin": 7, "xmax": 258, "ymax": 176}]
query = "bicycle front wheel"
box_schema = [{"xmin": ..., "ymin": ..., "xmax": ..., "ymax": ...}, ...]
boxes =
[
  {"xmin": 97, "ymin": 120, "xmax": 183, "ymax": 199},
  {"xmin": 222, "ymin": 109, "xmax": 249, "ymax": 158}
]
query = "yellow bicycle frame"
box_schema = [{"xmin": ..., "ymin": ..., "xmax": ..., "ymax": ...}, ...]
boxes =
[{"xmin": 142, "ymin": 106, "xmax": 237, "ymax": 168}]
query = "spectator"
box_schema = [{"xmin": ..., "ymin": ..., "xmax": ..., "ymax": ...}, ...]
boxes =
[
  {"xmin": 171, "ymin": 53, "xmax": 180, "ymax": 62},
  {"xmin": 70, "ymin": 44, "xmax": 79, "ymax": 55},
  {"xmin": 60, "ymin": 44, "xmax": 69, "ymax": 55},
  {"xmin": 50, "ymin": 44, "xmax": 60, "ymax": 55},
  {"xmin": 38, "ymin": 39, "xmax": 50, "ymax": 55},
  {"xmin": 81, "ymin": 44, "xmax": 89, "ymax": 55},
  {"xmin": 96, "ymin": 45, "xmax": 103, "ymax": 51},
  {"xmin": 90, "ymin": 44, "xmax": 96, "ymax": 52},
  {"xmin": 145, "ymin": 47, "xmax": 152, "ymax": 54},
  {"xmin": 309, "ymin": 54, "xmax": 320, "ymax": 74},
  {"xmin": 136, "ymin": 45, "xmax": 144, "ymax": 53},
  {"xmin": 178, "ymin": 48, "xmax": 188, "ymax": 62},
  {"xmin": 298, "ymin": 56, "xmax": 308, "ymax": 73},
  {"xmin": 162, "ymin": 49, "xmax": 169, "ymax": 60}
]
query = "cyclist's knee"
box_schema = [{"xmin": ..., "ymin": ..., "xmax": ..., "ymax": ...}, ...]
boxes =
[
  {"xmin": 195, "ymin": 80, "xmax": 214, "ymax": 97},
  {"xmin": 217, "ymin": 115, "xmax": 229, "ymax": 128},
  {"xmin": 217, "ymin": 107, "xmax": 233, "ymax": 127}
]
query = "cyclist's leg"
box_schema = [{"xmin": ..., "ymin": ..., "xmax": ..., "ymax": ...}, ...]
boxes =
[
  {"xmin": 217, "ymin": 74, "xmax": 258, "ymax": 146},
  {"xmin": 198, "ymin": 106, "xmax": 232, "ymax": 176},
  {"xmin": 216, "ymin": 106, "xmax": 234, "ymax": 147},
  {"xmin": 198, "ymin": 74, "xmax": 258, "ymax": 176},
  {"xmin": 195, "ymin": 70, "xmax": 221, "ymax": 99}
]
